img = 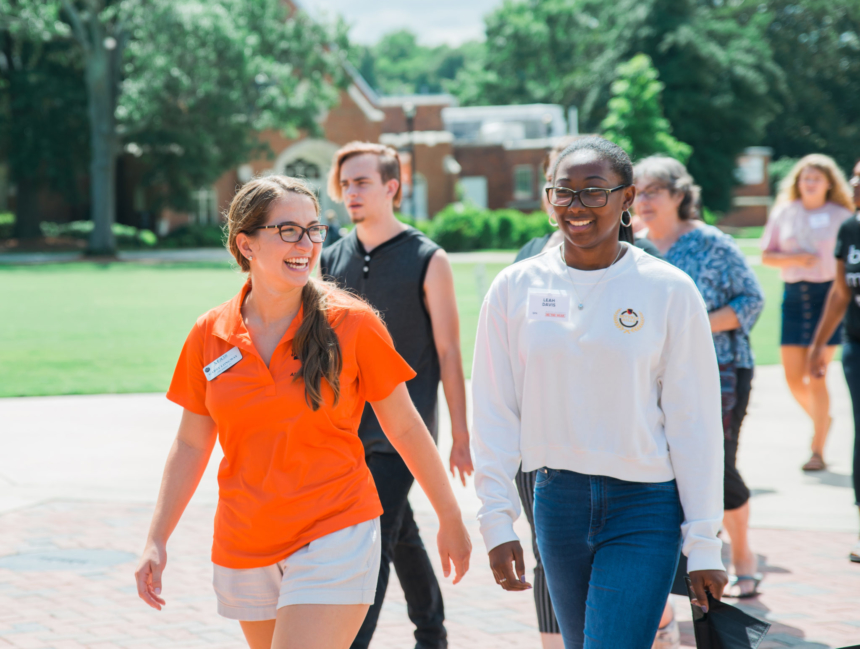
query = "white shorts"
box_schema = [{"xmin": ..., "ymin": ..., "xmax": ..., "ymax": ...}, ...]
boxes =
[{"xmin": 213, "ymin": 518, "xmax": 381, "ymax": 621}]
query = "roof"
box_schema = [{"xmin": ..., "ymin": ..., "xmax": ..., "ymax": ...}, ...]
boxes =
[{"xmin": 378, "ymin": 94, "xmax": 459, "ymax": 108}]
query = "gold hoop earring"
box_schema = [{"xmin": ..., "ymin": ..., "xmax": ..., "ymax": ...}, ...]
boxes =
[
  {"xmin": 620, "ymin": 210, "xmax": 632, "ymax": 228},
  {"xmin": 548, "ymin": 214, "xmax": 559, "ymax": 228}
]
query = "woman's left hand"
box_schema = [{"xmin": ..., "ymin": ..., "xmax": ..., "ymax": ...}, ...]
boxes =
[
  {"xmin": 449, "ymin": 433, "xmax": 474, "ymax": 486},
  {"xmin": 437, "ymin": 514, "xmax": 472, "ymax": 585},
  {"xmin": 688, "ymin": 569, "xmax": 728, "ymax": 612}
]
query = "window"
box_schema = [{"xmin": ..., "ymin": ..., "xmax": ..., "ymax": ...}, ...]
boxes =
[
  {"xmin": 513, "ymin": 165, "xmax": 534, "ymax": 201},
  {"xmin": 460, "ymin": 177, "xmax": 488, "ymax": 209},
  {"xmin": 194, "ymin": 187, "xmax": 219, "ymax": 225},
  {"xmin": 284, "ymin": 158, "xmax": 321, "ymax": 180}
]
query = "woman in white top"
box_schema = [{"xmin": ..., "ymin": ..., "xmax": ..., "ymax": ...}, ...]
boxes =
[
  {"xmin": 761, "ymin": 154, "xmax": 855, "ymax": 471},
  {"xmin": 471, "ymin": 136, "xmax": 727, "ymax": 648}
]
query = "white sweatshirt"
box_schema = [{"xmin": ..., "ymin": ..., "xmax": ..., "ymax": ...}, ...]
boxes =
[{"xmin": 471, "ymin": 244, "xmax": 725, "ymax": 572}]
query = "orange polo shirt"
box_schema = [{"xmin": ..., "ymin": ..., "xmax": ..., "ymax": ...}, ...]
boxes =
[{"xmin": 167, "ymin": 281, "xmax": 416, "ymax": 569}]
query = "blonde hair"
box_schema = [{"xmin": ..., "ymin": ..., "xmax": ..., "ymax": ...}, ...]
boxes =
[
  {"xmin": 327, "ymin": 141, "xmax": 402, "ymax": 207},
  {"xmin": 225, "ymin": 175, "xmax": 343, "ymax": 411},
  {"xmin": 774, "ymin": 154, "xmax": 854, "ymax": 212}
]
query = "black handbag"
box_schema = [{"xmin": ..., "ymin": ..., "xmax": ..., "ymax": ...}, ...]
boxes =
[{"xmin": 685, "ymin": 577, "xmax": 771, "ymax": 649}]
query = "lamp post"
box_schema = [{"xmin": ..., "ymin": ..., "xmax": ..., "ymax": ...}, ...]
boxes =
[{"xmin": 403, "ymin": 101, "xmax": 416, "ymax": 218}]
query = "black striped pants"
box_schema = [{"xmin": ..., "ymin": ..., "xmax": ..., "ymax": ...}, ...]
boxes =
[{"xmin": 515, "ymin": 465, "xmax": 561, "ymax": 634}]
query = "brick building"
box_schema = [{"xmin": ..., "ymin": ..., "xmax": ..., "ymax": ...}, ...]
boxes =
[{"xmin": 120, "ymin": 63, "xmax": 779, "ymax": 233}]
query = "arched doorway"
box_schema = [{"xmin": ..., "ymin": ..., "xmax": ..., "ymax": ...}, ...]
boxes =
[{"xmin": 273, "ymin": 139, "xmax": 347, "ymax": 226}]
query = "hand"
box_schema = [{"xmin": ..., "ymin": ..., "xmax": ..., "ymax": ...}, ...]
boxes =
[
  {"xmin": 808, "ymin": 344, "xmax": 827, "ymax": 378},
  {"xmin": 796, "ymin": 253, "xmax": 819, "ymax": 268},
  {"xmin": 437, "ymin": 514, "xmax": 472, "ymax": 585},
  {"xmin": 449, "ymin": 434, "xmax": 474, "ymax": 486},
  {"xmin": 135, "ymin": 540, "xmax": 168, "ymax": 610},
  {"xmin": 688, "ymin": 569, "xmax": 728, "ymax": 612},
  {"xmin": 488, "ymin": 540, "xmax": 532, "ymax": 591}
]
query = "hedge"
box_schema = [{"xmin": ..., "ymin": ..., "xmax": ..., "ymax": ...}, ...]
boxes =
[
  {"xmin": 6, "ymin": 205, "xmax": 551, "ymax": 253},
  {"xmin": 400, "ymin": 204, "xmax": 555, "ymax": 252},
  {"xmin": 39, "ymin": 220, "xmax": 157, "ymax": 249}
]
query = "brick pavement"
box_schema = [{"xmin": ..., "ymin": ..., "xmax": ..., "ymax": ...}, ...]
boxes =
[{"xmin": 1, "ymin": 501, "xmax": 860, "ymax": 648}]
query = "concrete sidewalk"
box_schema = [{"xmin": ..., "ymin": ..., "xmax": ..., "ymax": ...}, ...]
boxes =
[{"xmin": 1, "ymin": 365, "xmax": 859, "ymax": 648}]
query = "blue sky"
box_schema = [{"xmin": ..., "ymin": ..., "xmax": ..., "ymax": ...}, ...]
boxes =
[{"xmin": 301, "ymin": 0, "xmax": 500, "ymax": 45}]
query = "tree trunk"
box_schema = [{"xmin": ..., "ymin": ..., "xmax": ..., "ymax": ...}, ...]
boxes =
[
  {"xmin": 12, "ymin": 177, "xmax": 42, "ymax": 240},
  {"xmin": 84, "ymin": 29, "xmax": 118, "ymax": 256}
]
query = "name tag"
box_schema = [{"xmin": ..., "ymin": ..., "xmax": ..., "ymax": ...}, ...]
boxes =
[
  {"xmin": 527, "ymin": 290, "xmax": 570, "ymax": 321},
  {"xmin": 809, "ymin": 212, "xmax": 830, "ymax": 229},
  {"xmin": 203, "ymin": 347, "xmax": 243, "ymax": 381}
]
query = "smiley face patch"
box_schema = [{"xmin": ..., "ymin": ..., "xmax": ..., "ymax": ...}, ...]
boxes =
[{"xmin": 614, "ymin": 308, "xmax": 643, "ymax": 333}]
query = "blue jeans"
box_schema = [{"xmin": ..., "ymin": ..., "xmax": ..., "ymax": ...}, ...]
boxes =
[
  {"xmin": 841, "ymin": 339, "xmax": 860, "ymax": 507},
  {"xmin": 534, "ymin": 469, "xmax": 683, "ymax": 649}
]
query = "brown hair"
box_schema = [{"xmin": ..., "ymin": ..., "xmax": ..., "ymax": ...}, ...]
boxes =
[
  {"xmin": 225, "ymin": 175, "xmax": 344, "ymax": 411},
  {"xmin": 774, "ymin": 153, "xmax": 855, "ymax": 212},
  {"xmin": 327, "ymin": 141, "xmax": 402, "ymax": 207},
  {"xmin": 633, "ymin": 155, "xmax": 701, "ymax": 221}
]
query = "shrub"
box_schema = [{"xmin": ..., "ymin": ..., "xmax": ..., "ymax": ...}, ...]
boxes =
[
  {"xmin": 39, "ymin": 220, "xmax": 157, "ymax": 249},
  {"xmin": 420, "ymin": 205, "xmax": 556, "ymax": 252},
  {"xmin": 428, "ymin": 204, "xmax": 495, "ymax": 252},
  {"xmin": 493, "ymin": 209, "xmax": 521, "ymax": 249},
  {"xmin": 395, "ymin": 213, "xmax": 432, "ymax": 237},
  {"xmin": 0, "ymin": 212, "xmax": 13, "ymax": 239},
  {"xmin": 517, "ymin": 211, "xmax": 555, "ymax": 247},
  {"xmin": 159, "ymin": 223, "xmax": 225, "ymax": 248}
]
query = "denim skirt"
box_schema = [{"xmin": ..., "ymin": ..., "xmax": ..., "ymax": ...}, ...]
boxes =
[{"xmin": 781, "ymin": 281, "xmax": 842, "ymax": 346}]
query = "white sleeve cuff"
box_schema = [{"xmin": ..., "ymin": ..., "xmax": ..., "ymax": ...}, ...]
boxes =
[
  {"xmin": 685, "ymin": 544, "xmax": 726, "ymax": 573},
  {"xmin": 479, "ymin": 517, "xmax": 520, "ymax": 553}
]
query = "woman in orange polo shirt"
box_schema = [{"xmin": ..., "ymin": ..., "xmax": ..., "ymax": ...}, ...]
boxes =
[{"xmin": 134, "ymin": 176, "xmax": 471, "ymax": 649}]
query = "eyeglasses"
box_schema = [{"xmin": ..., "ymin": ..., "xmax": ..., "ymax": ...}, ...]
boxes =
[
  {"xmin": 252, "ymin": 222, "xmax": 329, "ymax": 243},
  {"xmin": 546, "ymin": 185, "xmax": 630, "ymax": 208},
  {"xmin": 635, "ymin": 186, "xmax": 670, "ymax": 201}
]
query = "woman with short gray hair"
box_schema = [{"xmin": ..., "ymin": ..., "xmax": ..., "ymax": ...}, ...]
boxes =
[{"xmin": 634, "ymin": 156, "xmax": 765, "ymax": 605}]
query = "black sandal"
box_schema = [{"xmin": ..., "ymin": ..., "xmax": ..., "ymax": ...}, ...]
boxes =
[{"xmin": 726, "ymin": 573, "xmax": 762, "ymax": 598}]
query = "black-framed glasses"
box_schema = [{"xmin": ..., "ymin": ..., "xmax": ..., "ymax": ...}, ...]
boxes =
[
  {"xmin": 546, "ymin": 185, "xmax": 630, "ymax": 208},
  {"xmin": 252, "ymin": 222, "xmax": 329, "ymax": 243}
]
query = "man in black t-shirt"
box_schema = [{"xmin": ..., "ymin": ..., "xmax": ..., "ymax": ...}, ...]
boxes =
[
  {"xmin": 321, "ymin": 142, "xmax": 473, "ymax": 649},
  {"xmin": 809, "ymin": 158, "xmax": 860, "ymax": 564}
]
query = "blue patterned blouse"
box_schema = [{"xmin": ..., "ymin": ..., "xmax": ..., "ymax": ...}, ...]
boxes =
[{"xmin": 664, "ymin": 225, "xmax": 764, "ymax": 368}]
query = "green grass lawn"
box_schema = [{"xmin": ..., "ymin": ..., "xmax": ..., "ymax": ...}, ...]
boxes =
[{"xmin": 0, "ymin": 258, "xmax": 788, "ymax": 398}]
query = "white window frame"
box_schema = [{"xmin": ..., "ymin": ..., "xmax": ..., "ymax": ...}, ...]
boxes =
[{"xmin": 513, "ymin": 165, "xmax": 534, "ymax": 201}]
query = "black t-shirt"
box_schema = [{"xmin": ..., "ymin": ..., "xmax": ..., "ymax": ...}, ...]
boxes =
[
  {"xmin": 320, "ymin": 227, "xmax": 441, "ymax": 454},
  {"xmin": 835, "ymin": 214, "xmax": 860, "ymax": 342}
]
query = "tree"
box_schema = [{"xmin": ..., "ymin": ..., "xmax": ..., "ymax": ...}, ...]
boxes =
[
  {"xmin": 730, "ymin": 0, "xmax": 860, "ymax": 174},
  {"xmin": 600, "ymin": 54, "xmax": 692, "ymax": 163},
  {"xmin": 0, "ymin": 32, "xmax": 89, "ymax": 239},
  {"xmin": 1, "ymin": 0, "xmax": 345, "ymax": 254},
  {"xmin": 450, "ymin": 0, "xmax": 782, "ymax": 211},
  {"xmin": 348, "ymin": 29, "xmax": 480, "ymax": 96}
]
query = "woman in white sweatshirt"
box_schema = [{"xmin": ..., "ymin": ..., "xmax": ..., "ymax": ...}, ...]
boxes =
[{"xmin": 471, "ymin": 136, "xmax": 727, "ymax": 648}]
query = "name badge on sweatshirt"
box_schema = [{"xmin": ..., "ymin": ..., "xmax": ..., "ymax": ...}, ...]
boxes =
[
  {"xmin": 203, "ymin": 347, "xmax": 243, "ymax": 381},
  {"xmin": 809, "ymin": 212, "xmax": 830, "ymax": 229},
  {"xmin": 527, "ymin": 289, "xmax": 571, "ymax": 321}
]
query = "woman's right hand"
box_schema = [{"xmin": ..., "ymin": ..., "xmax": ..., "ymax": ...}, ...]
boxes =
[
  {"xmin": 135, "ymin": 540, "xmax": 168, "ymax": 610},
  {"xmin": 808, "ymin": 344, "xmax": 828, "ymax": 378},
  {"xmin": 437, "ymin": 514, "xmax": 472, "ymax": 585},
  {"xmin": 488, "ymin": 540, "xmax": 532, "ymax": 591}
]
